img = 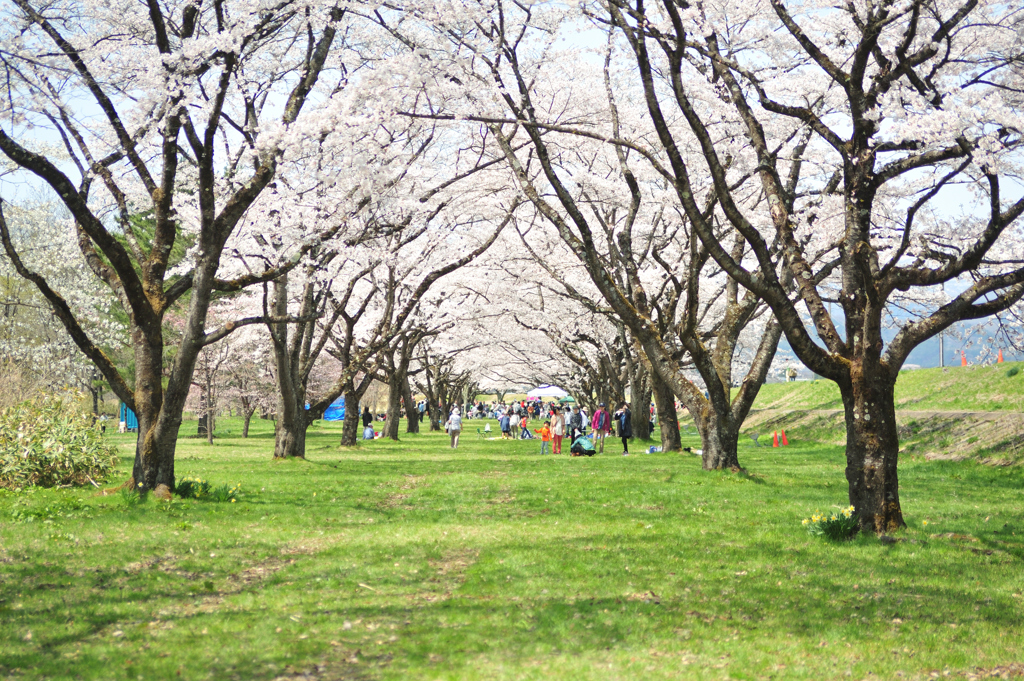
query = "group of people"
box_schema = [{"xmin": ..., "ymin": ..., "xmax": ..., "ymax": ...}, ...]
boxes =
[
  {"xmin": 438, "ymin": 400, "xmax": 635, "ymax": 456},
  {"xmin": 413, "ymin": 398, "xmax": 557, "ymax": 424},
  {"xmin": 590, "ymin": 402, "xmax": 634, "ymax": 456},
  {"xmin": 496, "ymin": 405, "xmax": 581, "ymax": 443},
  {"xmin": 524, "ymin": 402, "xmax": 635, "ymax": 456}
]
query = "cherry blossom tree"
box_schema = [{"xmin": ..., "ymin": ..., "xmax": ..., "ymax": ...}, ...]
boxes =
[
  {"xmin": 461, "ymin": 242, "xmax": 675, "ymax": 444},
  {"xmin": 220, "ymin": 325, "xmax": 276, "ymax": 439},
  {"xmin": 386, "ymin": 4, "xmax": 790, "ymax": 469},
  {"xmin": 262, "ymin": 193, "xmax": 516, "ymax": 454},
  {"xmin": 412, "ymin": 332, "xmax": 483, "ymax": 432},
  {"xmin": 188, "ymin": 340, "xmax": 230, "ymax": 444},
  {"xmin": 0, "ymin": 0, "xmax": 374, "ymax": 496},
  {"xmin": 387, "ymin": 0, "xmax": 1024, "ymax": 527},
  {"xmin": 592, "ymin": 0, "xmax": 1024, "ymax": 530},
  {"xmin": 0, "ymin": 198, "xmax": 126, "ymax": 409}
]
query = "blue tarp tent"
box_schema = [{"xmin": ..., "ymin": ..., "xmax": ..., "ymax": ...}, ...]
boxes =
[
  {"xmin": 120, "ymin": 402, "xmax": 139, "ymax": 430},
  {"xmin": 323, "ymin": 397, "xmax": 346, "ymax": 421}
]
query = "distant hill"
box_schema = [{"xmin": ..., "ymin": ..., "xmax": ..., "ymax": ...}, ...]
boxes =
[
  {"xmin": 755, "ymin": 361, "xmax": 1024, "ymax": 413},
  {"xmin": 727, "ymin": 362, "xmax": 1024, "ymax": 465}
]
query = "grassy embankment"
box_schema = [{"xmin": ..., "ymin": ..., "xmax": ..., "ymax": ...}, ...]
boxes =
[
  {"xmin": 2, "ymin": 417, "xmax": 1022, "ymax": 680},
  {"xmin": 736, "ymin": 361, "xmax": 1024, "ymax": 464}
]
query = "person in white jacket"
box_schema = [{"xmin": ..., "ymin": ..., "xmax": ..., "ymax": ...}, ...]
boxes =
[
  {"xmin": 445, "ymin": 408, "xmax": 463, "ymax": 449},
  {"xmin": 550, "ymin": 407, "xmax": 566, "ymax": 454}
]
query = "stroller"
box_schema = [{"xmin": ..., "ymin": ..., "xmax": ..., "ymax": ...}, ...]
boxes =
[{"xmin": 569, "ymin": 435, "xmax": 596, "ymax": 457}]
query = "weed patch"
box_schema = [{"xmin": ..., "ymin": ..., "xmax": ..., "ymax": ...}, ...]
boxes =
[{"xmin": 0, "ymin": 391, "xmax": 118, "ymax": 489}]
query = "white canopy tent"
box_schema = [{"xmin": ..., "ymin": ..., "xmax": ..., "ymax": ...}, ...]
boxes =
[{"xmin": 526, "ymin": 385, "xmax": 568, "ymax": 398}]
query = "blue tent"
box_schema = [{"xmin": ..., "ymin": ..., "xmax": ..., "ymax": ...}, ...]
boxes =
[
  {"xmin": 120, "ymin": 402, "xmax": 139, "ymax": 430},
  {"xmin": 323, "ymin": 396, "xmax": 346, "ymax": 421}
]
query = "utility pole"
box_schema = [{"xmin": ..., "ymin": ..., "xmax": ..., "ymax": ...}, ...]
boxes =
[{"xmin": 939, "ymin": 331, "xmax": 944, "ymax": 368}]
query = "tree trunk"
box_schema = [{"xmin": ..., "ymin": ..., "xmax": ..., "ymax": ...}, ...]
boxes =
[
  {"xmin": 267, "ymin": 272, "xmax": 310, "ymax": 458},
  {"xmin": 130, "ymin": 342, "xmax": 180, "ymax": 500},
  {"xmin": 274, "ymin": 409, "xmax": 308, "ymax": 459},
  {"xmin": 402, "ymin": 374, "xmax": 419, "ymax": 434},
  {"xmin": 840, "ymin": 365, "xmax": 904, "ymax": 533},
  {"xmin": 206, "ymin": 373, "xmax": 215, "ymax": 445},
  {"xmin": 622, "ymin": 332, "xmax": 652, "ymax": 441},
  {"xmin": 385, "ymin": 373, "xmax": 402, "ymax": 441},
  {"xmin": 629, "ymin": 382, "xmax": 652, "ymax": 441},
  {"xmin": 341, "ymin": 388, "xmax": 361, "ymax": 446},
  {"xmin": 436, "ymin": 384, "xmax": 450, "ymax": 431},
  {"xmin": 273, "ymin": 384, "xmax": 309, "ymax": 458},
  {"xmin": 242, "ymin": 407, "xmax": 254, "ymax": 438},
  {"xmin": 273, "ymin": 383, "xmax": 306, "ymax": 458},
  {"xmin": 651, "ymin": 371, "xmax": 681, "ymax": 452},
  {"xmin": 131, "ymin": 409, "xmax": 177, "ymax": 499},
  {"xmin": 692, "ymin": 407, "xmax": 741, "ymax": 471}
]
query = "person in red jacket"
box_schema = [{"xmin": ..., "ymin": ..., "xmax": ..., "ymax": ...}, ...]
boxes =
[{"xmin": 591, "ymin": 403, "xmax": 612, "ymax": 454}]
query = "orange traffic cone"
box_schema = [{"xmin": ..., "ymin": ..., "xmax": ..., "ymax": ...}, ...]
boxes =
[
  {"xmin": 773, "ymin": 431, "xmax": 779, "ymax": 447},
  {"xmin": 998, "ymin": 349, "xmax": 1004, "ymax": 363},
  {"xmin": 781, "ymin": 430, "xmax": 789, "ymax": 446},
  {"xmin": 961, "ymin": 350, "xmax": 967, "ymax": 367}
]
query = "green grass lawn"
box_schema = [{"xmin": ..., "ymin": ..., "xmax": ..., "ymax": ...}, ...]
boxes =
[
  {"xmin": 2, "ymin": 417, "xmax": 1023, "ymax": 680},
  {"xmin": 755, "ymin": 361, "xmax": 1024, "ymax": 412}
]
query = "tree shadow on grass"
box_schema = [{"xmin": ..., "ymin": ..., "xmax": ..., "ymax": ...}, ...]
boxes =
[{"xmin": 3, "ymin": 525, "xmax": 1022, "ymax": 681}]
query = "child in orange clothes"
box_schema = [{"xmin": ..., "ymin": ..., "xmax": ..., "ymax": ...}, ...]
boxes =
[{"xmin": 534, "ymin": 421, "xmax": 552, "ymax": 455}]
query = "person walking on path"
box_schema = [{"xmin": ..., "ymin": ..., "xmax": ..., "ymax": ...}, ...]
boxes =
[
  {"xmin": 550, "ymin": 407, "xmax": 566, "ymax": 454},
  {"xmin": 534, "ymin": 421, "xmax": 552, "ymax": 455},
  {"xmin": 591, "ymin": 403, "xmax": 612, "ymax": 454},
  {"xmin": 615, "ymin": 403, "xmax": 633, "ymax": 456},
  {"xmin": 445, "ymin": 408, "xmax": 463, "ymax": 449}
]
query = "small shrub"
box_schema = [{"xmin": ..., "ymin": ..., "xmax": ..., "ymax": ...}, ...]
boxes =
[
  {"xmin": 175, "ymin": 476, "xmax": 211, "ymax": 499},
  {"xmin": 0, "ymin": 391, "xmax": 119, "ymax": 490},
  {"xmin": 117, "ymin": 487, "xmax": 144, "ymax": 510},
  {"xmin": 175, "ymin": 476, "xmax": 239, "ymax": 502},
  {"xmin": 802, "ymin": 505, "xmax": 858, "ymax": 541},
  {"xmin": 1005, "ymin": 367, "xmax": 1019, "ymax": 378},
  {"xmin": 210, "ymin": 483, "xmax": 241, "ymax": 503}
]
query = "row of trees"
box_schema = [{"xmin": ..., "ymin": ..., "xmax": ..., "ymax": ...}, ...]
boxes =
[
  {"xmin": 3, "ymin": 0, "xmax": 1023, "ymax": 531},
  {"xmin": 388, "ymin": 0, "xmax": 1024, "ymax": 532}
]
